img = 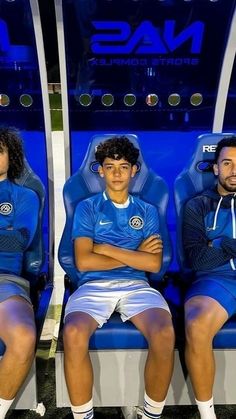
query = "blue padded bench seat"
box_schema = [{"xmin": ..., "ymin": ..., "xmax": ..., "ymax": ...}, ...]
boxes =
[
  {"xmin": 57, "ymin": 284, "xmax": 236, "ymax": 351},
  {"xmin": 213, "ymin": 315, "xmax": 236, "ymax": 349},
  {"xmin": 82, "ymin": 312, "xmax": 236, "ymax": 351},
  {"xmin": 89, "ymin": 313, "xmax": 147, "ymax": 350}
]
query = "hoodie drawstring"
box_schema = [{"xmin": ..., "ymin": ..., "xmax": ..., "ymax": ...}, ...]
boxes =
[
  {"xmin": 212, "ymin": 197, "xmax": 223, "ymax": 230},
  {"xmin": 211, "ymin": 195, "xmax": 236, "ymax": 270},
  {"xmin": 230, "ymin": 196, "xmax": 236, "ymax": 270},
  {"xmin": 231, "ymin": 196, "xmax": 236, "ymax": 239}
]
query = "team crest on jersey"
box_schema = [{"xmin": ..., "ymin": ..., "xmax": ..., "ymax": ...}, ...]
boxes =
[
  {"xmin": 0, "ymin": 202, "xmax": 13, "ymax": 215},
  {"xmin": 129, "ymin": 215, "xmax": 144, "ymax": 230}
]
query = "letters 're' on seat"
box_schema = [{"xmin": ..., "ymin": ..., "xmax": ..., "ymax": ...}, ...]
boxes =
[
  {"xmin": 59, "ymin": 134, "xmax": 172, "ymax": 291},
  {"xmin": 0, "ymin": 159, "xmax": 45, "ymax": 356},
  {"xmin": 174, "ymin": 133, "xmax": 234, "ymax": 274}
]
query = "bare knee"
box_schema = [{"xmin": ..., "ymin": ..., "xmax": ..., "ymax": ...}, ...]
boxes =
[
  {"xmin": 147, "ymin": 322, "xmax": 175, "ymax": 355},
  {"xmin": 185, "ymin": 317, "xmax": 213, "ymax": 351},
  {"xmin": 63, "ymin": 322, "xmax": 90, "ymax": 354},
  {"xmin": 8, "ymin": 323, "xmax": 36, "ymax": 363}
]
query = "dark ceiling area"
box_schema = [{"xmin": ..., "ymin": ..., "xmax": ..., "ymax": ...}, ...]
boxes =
[{"xmin": 38, "ymin": 0, "xmax": 59, "ymax": 82}]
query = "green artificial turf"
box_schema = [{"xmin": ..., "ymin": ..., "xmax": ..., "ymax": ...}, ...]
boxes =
[{"xmin": 49, "ymin": 94, "xmax": 63, "ymax": 131}]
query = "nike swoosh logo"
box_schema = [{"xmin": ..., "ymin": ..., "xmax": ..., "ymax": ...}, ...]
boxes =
[
  {"xmin": 99, "ymin": 220, "xmax": 113, "ymax": 225},
  {"xmin": 206, "ymin": 226, "xmax": 218, "ymax": 231}
]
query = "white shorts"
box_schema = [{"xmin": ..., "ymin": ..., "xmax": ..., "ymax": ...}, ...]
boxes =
[{"xmin": 64, "ymin": 279, "xmax": 171, "ymax": 327}]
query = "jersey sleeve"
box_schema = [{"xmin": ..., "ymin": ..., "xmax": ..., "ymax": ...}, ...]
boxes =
[
  {"xmin": 143, "ymin": 204, "xmax": 160, "ymax": 239},
  {"xmin": 72, "ymin": 199, "xmax": 94, "ymax": 240}
]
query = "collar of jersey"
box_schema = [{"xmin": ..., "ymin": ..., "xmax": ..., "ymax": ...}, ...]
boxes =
[
  {"xmin": 103, "ymin": 191, "xmax": 133, "ymax": 208},
  {"xmin": 0, "ymin": 178, "xmax": 10, "ymax": 188}
]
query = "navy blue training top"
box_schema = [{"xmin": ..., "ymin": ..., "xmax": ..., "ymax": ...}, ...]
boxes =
[{"xmin": 0, "ymin": 178, "xmax": 39, "ymax": 275}]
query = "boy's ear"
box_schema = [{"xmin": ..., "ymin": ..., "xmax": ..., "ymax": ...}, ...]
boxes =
[
  {"xmin": 131, "ymin": 164, "xmax": 137, "ymax": 178},
  {"xmin": 98, "ymin": 165, "xmax": 104, "ymax": 177}
]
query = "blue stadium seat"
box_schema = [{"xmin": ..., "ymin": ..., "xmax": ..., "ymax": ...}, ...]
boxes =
[
  {"xmin": 56, "ymin": 134, "xmax": 172, "ymax": 406},
  {"xmin": 174, "ymin": 132, "xmax": 236, "ymax": 349}
]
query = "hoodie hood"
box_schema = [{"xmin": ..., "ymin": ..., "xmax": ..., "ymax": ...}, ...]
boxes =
[{"xmin": 202, "ymin": 186, "xmax": 236, "ymax": 208}]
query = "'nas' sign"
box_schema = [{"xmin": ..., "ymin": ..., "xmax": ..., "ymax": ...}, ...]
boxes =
[{"xmin": 91, "ymin": 20, "xmax": 205, "ymax": 55}]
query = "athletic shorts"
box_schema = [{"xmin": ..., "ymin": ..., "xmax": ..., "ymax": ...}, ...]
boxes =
[
  {"xmin": 185, "ymin": 278, "xmax": 236, "ymax": 317},
  {"xmin": 64, "ymin": 279, "xmax": 171, "ymax": 327},
  {"xmin": 0, "ymin": 274, "xmax": 31, "ymax": 305}
]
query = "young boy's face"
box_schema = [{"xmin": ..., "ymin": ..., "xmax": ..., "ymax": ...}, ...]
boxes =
[{"xmin": 98, "ymin": 157, "xmax": 137, "ymax": 193}]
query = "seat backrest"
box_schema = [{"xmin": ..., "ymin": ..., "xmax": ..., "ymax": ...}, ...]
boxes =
[
  {"xmin": 174, "ymin": 132, "xmax": 234, "ymax": 275},
  {"xmin": 58, "ymin": 134, "xmax": 172, "ymax": 290},
  {"xmin": 16, "ymin": 158, "xmax": 46, "ymax": 282}
]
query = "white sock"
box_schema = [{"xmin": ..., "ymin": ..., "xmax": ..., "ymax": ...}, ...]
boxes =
[
  {"xmin": 0, "ymin": 397, "xmax": 15, "ymax": 419},
  {"xmin": 142, "ymin": 392, "xmax": 165, "ymax": 418},
  {"xmin": 195, "ymin": 397, "xmax": 216, "ymax": 419},
  {"xmin": 71, "ymin": 399, "xmax": 94, "ymax": 419}
]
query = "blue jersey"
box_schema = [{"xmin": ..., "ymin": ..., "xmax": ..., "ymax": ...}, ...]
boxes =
[
  {"xmin": 0, "ymin": 178, "xmax": 39, "ymax": 275},
  {"xmin": 72, "ymin": 191, "xmax": 160, "ymax": 285}
]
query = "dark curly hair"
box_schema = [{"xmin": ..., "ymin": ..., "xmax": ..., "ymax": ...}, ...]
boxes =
[
  {"xmin": 215, "ymin": 136, "xmax": 236, "ymax": 163},
  {"xmin": 0, "ymin": 127, "xmax": 24, "ymax": 180},
  {"xmin": 95, "ymin": 136, "xmax": 139, "ymax": 166}
]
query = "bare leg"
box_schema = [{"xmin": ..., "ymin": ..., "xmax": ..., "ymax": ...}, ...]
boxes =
[
  {"xmin": 63, "ymin": 311, "xmax": 98, "ymax": 405},
  {"xmin": 0, "ymin": 297, "xmax": 36, "ymax": 399},
  {"xmin": 130, "ymin": 308, "xmax": 175, "ymax": 401},
  {"xmin": 185, "ymin": 296, "xmax": 228, "ymax": 401}
]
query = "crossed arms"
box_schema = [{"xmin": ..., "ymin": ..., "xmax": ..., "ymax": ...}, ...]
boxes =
[
  {"xmin": 74, "ymin": 235, "xmax": 163, "ymax": 274},
  {"xmin": 183, "ymin": 199, "xmax": 236, "ymax": 271}
]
